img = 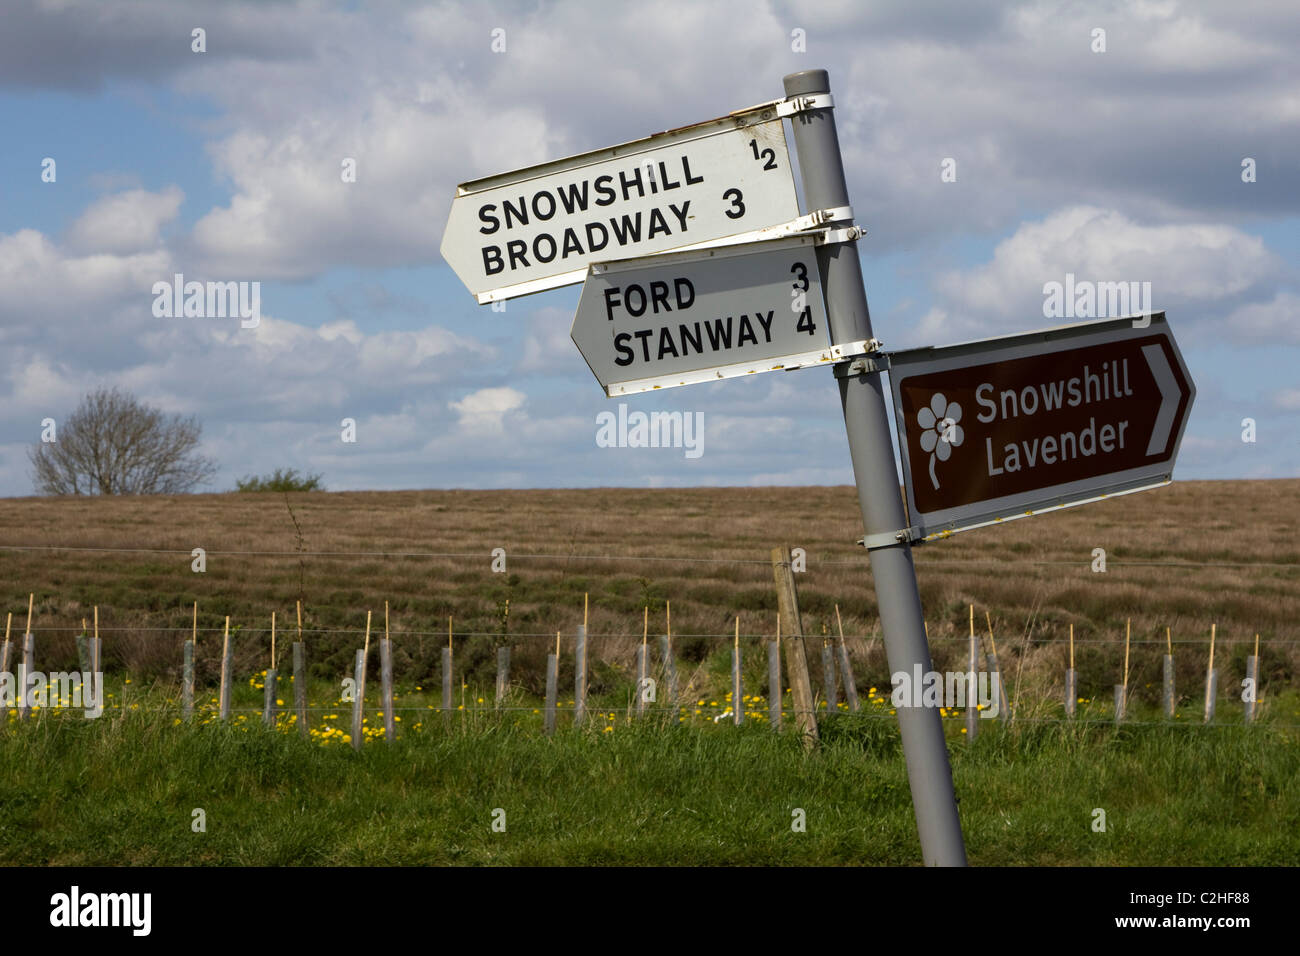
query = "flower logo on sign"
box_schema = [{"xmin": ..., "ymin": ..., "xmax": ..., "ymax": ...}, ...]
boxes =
[{"xmin": 917, "ymin": 393, "xmax": 963, "ymax": 490}]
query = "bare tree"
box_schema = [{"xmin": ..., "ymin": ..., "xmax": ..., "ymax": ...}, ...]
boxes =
[{"xmin": 29, "ymin": 387, "xmax": 218, "ymax": 495}]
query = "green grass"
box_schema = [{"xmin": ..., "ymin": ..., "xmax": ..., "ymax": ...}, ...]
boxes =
[{"xmin": 2, "ymin": 686, "xmax": 1297, "ymax": 865}]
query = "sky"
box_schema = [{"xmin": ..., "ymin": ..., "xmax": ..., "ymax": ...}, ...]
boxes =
[{"xmin": 0, "ymin": 0, "xmax": 1296, "ymax": 497}]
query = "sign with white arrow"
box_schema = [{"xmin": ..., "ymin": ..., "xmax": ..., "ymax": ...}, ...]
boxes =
[
  {"xmin": 440, "ymin": 103, "xmax": 801, "ymax": 303},
  {"xmin": 887, "ymin": 313, "xmax": 1195, "ymax": 540},
  {"xmin": 571, "ymin": 235, "xmax": 868, "ymax": 396}
]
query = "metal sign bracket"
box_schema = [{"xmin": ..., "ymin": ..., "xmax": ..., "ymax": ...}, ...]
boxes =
[
  {"xmin": 774, "ymin": 93, "xmax": 835, "ymax": 118},
  {"xmin": 857, "ymin": 526, "xmax": 923, "ymax": 551},
  {"xmin": 833, "ymin": 344, "xmax": 888, "ymax": 377}
]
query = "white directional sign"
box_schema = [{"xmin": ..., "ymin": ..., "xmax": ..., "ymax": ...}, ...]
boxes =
[
  {"xmin": 886, "ymin": 313, "xmax": 1195, "ymax": 541},
  {"xmin": 440, "ymin": 104, "xmax": 801, "ymax": 303},
  {"xmin": 571, "ymin": 235, "xmax": 866, "ymax": 396}
]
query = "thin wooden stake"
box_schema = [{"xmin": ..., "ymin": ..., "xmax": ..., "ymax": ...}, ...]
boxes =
[
  {"xmin": 732, "ymin": 616, "xmax": 743, "ymax": 725},
  {"xmin": 966, "ymin": 605, "xmax": 978, "ymax": 740},
  {"xmin": 834, "ymin": 605, "xmax": 859, "ymax": 713},
  {"xmin": 1204, "ymin": 622, "xmax": 1218, "ymax": 723},
  {"xmin": 219, "ymin": 616, "xmax": 232, "ymax": 721},
  {"xmin": 360, "ymin": 609, "xmax": 371, "ymax": 709},
  {"xmin": 381, "ymin": 602, "xmax": 395, "ymax": 741},
  {"xmin": 271, "ymin": 612, "xmax": 277, "ymax": 670},
  {"xmin": 1163, "ymin": 625, "xmax": 1176, "ymax": 719},
  {"xmin": 1123, "ymin": 618, "xmax": 1131, "ymax": 690},
  {"xmin": 1, "ymin": 612, "xmax": 11, "ymax": 680},
  {"xmin": 544, "ymin": 632, "xmax": 559, "ymax": 735},
  {"xmin": 575, "ymin": 597, "xmax": 588, "ymax": 727},
  {"xmin": 1065, "ymin": 623, "xmax": 1076, "ymax": 718}
]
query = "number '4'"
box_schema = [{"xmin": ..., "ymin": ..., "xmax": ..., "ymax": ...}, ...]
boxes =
[{"xmin": 797, "ymin": 308, "xmax": 817, "ymax": 336}]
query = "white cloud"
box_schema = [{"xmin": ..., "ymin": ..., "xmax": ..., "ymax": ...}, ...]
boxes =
[
  {"xmin": 66, "ymin": 186, "xmax": 182, "ymax": 255},
  {"xmin": 1223, "ymin": 292, "xmax": 1300, "ymax": 346},
  {"xmin": 914, "ymin": 205, "xmax": 1285, "ymax": 344},
  {"xmin": 449, "ymin": 386, "xmax": 526, "ymax": 434}
]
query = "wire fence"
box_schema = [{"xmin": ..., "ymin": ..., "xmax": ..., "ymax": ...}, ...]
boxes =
[{"xmin": 1, "ymin": 542, "xmax": 1296, "ymax": 570}]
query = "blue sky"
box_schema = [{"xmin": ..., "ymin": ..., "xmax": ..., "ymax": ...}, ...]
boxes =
[{"xmin": 1, "ymin": 0, "xmax": 1296, "ymax": 497}]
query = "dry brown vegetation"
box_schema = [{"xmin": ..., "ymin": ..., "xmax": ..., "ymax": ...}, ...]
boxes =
[{"xmin": 0, "ymin": 479, "xmax": 1295, "ymax": 708}]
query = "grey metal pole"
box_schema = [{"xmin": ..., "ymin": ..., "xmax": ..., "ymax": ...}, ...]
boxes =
[
  {"xmin": 544, "ymin": 652, "xmax": 558, "ymax": 735},
  {"xmin": 495, "ymin": 645, "xmax": 510, "ymax": 711},
  {"xmin": 293, "ymin": 642, "xmax": 308, "ymax": 736},
  {"xmin": 768, "ymin": 640, "xmax": 783, "ymax": 730},
  {"xmin": 784, "ymin": 69, "xmax": 966, "ymax": 865},
  {"xmin": 441, "ymin": 645, "xmax": 453, "ymax": 727},
  {"xmin": 1162, "ymin": 654, "xmax": 1175, "ymax": 718},
  {"xmin": 19, "ymin": 633, "xmax": 34, "ymax": 720},
  {"xmin": 986, "ymin": 653, "xmax": 1009, "ymax": 720},
  {"xmin": 380, "ymin": 638, "xmax": 395, "ymax": 741},
  {"xmin": 182, "ymin": 640, "xmax": 194, "ymax": 721},
  {"xmin": 1245, "ymin": 655, "xmax": 1258, "ymax": 723},
  {"xmin": 636, "ymin": 643, "xmax": 648, "ymax": 717},
  {"xmin": 966, "ymin": 629, "xmax": 979, "ymax": 741},
  {"xmin": 263, "ymin": 668, "xmax": 278, "ymax": 726},
  {"xmin": 657, "ymin": 634, "xmax": 679, "ymax": 709},
  {"xmin": 731, "ymin": 643, "xmax": 743, "ymax": 726},
  {"xmin": 351, "ymin": 648, "xmax": 365, "ymax": 750},
  {"xmin": 574, "ymin": 624, "xmax": 588, "ymax": 726}
]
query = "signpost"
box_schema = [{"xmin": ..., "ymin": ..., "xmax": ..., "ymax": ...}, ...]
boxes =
[
  {"xmin": 570, "ymin": 235, "xmax": 869, "ymax": 396},
  {"xmin": 887, "ymin": 313, "xmax": 1195, "ymax": 541},
  {"xmin": 441, "ymin": 103, "xmax": 805, "ymax": 303},
  {"xmin": 439, "ymin": 69, "xmax": 1198, "ymax": 868}
]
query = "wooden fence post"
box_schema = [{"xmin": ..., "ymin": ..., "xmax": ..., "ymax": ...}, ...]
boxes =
[{"xmin": 771, "ymin": 547, "xmax": 817, "ymax": 747}]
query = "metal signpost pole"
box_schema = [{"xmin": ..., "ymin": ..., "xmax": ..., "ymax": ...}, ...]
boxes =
[{"xmin": 783, "ymin": 69, "xmax": 967, "ymax": 866}]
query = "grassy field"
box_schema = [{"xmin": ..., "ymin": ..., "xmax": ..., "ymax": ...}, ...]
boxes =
[
  {"xmin": 0, "ymin": 479, "xmax": 1295, "ymax": 707},
  {"xmin": 0, "ymin": 480, "xmax": 1296, "ymax": 865},
  {"xmin": 2, "ymin": 695, "xmax": 1297, "ymax": 866}
]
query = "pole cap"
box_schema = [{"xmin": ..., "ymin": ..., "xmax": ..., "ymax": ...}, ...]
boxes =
[{"xmin": 784, "ymin": 69, "xmax": 830, "ymax": 97}]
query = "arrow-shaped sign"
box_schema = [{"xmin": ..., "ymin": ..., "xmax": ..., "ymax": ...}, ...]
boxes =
[{"xmin": 886, "ymin": 313, "xmax": 1195, "ymax": 540}]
